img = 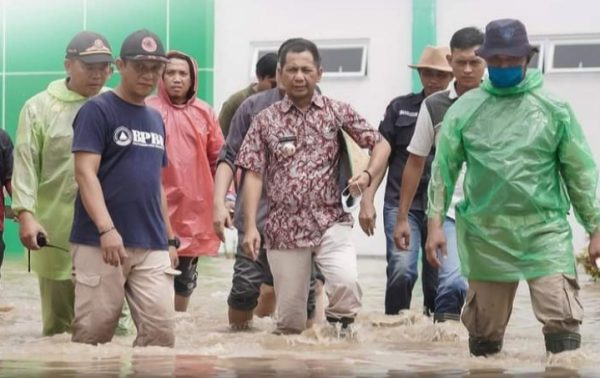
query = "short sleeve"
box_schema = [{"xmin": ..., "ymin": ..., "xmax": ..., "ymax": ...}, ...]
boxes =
[
  {"xmin": 378, "ymin": 101, "xmax": 397, "ymax": 146},
  {"xmin": 72, "ymin": 101, "xmax": 107, "ymax": 155},
  {"xmin": 407, "ymin": 102, "xmax": 435, "ymax": 157}
]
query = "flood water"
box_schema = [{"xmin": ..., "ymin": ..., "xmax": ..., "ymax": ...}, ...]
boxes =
[{"xmin": 1, "ymin": 256, "xmax": 599, "ymax": 377}]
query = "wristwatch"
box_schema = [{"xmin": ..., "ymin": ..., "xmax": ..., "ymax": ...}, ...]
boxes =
[{"xmin": 168, "ymin": 236, "xmax": 181, "ymax": 249}]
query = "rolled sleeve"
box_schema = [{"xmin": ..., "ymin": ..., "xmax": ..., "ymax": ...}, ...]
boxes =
[
  {"xmin": 339, "ymin": 103, "xmax": 381, "ymax": 150},
  {"xmin": 407, "ymin": 102, "xmax": 435, "ymax": 157},
  {"xmin": 235, "ymin": 114, "xmax": 267, "ymax": 174},
  {"xmin": 218, "ymin": 100, "xmax": 253, "ymax": 171}
]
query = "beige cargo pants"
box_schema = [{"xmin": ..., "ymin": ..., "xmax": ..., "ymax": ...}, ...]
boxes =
[
  {"xmin": 461, "ymin": 274, "xmax": 583, "ymax": 350},
  {"xmin": 267, "ymin": 224, "xmax": 362, "ymax": 334},
  {"xmin": 70, "ymin": 244, "xmax": 176, "ymax": 347}
]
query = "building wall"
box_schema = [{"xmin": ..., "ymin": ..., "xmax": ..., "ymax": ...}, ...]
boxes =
[{"xmin": 0, "ymin": 0, "xmax": 214, "ymax": 258}]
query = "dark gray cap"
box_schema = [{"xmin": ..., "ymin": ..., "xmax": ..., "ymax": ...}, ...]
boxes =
[{"xmin": 65, "ymin": 31, "xmax": 113, "ymax": 63}]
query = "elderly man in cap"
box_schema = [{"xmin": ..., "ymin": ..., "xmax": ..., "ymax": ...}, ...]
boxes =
[
  {"xmin": 360, "ymin": 46, "xmax": 453, "ymax": 317},
  {"xmin": 12, "ymin": 30, "xmax": 113, "ymax": 336},
  {"xmin": 426, "ymin": 18, "xmax": 600, "ymax": 356},
  {"xmin": 70, "ymin": 29, "xmax": 177, "ymax": 346}
]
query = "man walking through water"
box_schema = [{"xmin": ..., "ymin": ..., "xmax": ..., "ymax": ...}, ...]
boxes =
[{"xmin": 426, "ymin": 19, "xmax": 600, "ymax": 356}]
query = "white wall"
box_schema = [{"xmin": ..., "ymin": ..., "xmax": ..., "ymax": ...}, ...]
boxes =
[
  {"xmin": 214, "ymin": 0, "xmax": 600, "ymax": 255},
  {"xmin": 437, "ymin": 0, "xmax": 600, "ymax": 250}
]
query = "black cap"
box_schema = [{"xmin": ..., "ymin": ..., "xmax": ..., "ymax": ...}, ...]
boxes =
[
  {"xmin": 65, "ymin": 31, "xmax": 113, "ymax": 63},
  {"xmin": 476, "ymin": 19, "xmax": 534, "ymax": 59},
  {"xmin": 120, "ymin": 29, "xmax": 168, "ymax": 62}
]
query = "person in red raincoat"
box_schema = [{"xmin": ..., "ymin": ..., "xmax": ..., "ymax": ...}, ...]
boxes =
[{"xmin": 147, "ymin": 50, "xmax": 224, "ymax": 312}]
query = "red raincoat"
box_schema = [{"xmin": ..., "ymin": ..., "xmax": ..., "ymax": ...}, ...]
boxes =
[{"xmin": 147, "ymin": 51, "xmax": 224, "ymax": 257}]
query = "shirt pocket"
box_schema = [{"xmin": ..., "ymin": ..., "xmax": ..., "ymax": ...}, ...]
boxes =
[
  {"xmin": 394, "ymin": 115, "xmax": 417, "ymax": 149},
  {"xmin": 267, "ymin": 133, "xmax": 297, "ymax": 166}
]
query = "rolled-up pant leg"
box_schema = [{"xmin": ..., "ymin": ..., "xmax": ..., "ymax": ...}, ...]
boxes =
[
  {"xmin": 528, "ymin": 274, "xmax": 583, "ymax": 353},
  {"xmin": 227, "ymin": 231, "xmax": 269, "ymax": 312},
  {"xmin": 461, "ymin": 280, "xmax": 518, "ymax": 355}
]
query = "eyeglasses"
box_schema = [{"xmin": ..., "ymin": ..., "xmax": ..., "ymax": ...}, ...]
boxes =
[{"xmin": 126, "ymin": 60, "xmax": 165, "ymax": 75}]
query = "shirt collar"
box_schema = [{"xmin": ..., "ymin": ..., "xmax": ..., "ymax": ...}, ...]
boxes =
[
  {"xmin": 411, "ymin": 91, "xmax": 425, "ymax": 105},
  {"xmin": 449, "ymin": 81, "xmax": 458, "ymax": 100},
  {"xmin": 281, "ymin": 92, "xmax": 324, "ymax": 113}
]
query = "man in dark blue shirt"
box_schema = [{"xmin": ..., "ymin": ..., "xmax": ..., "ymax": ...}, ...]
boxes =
[{"xmin": 70, "ymin": 29, "xmax": 178, "ymax": 347}]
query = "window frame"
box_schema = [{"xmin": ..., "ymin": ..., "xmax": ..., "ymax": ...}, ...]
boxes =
[
  {"xmin": 546, "ymin": 38, "xmax": 600, "ymax": 73},
  {"xmin": 249, "ymin": 39, "xmax": 369, "ymax": 79},
  {"xmin": 528, "ymin": 40, "xmax": 545, "ymax": 71}
]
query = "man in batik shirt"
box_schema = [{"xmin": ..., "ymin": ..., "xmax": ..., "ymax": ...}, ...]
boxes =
[{"xmin": 236, "ymin": 38, "xmax": 389, "ymax": 334}]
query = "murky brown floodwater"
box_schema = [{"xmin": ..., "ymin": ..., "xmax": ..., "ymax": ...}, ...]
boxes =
[{"xmin": 1, "ymin": 256, "xmax": 599, "ymax": 377}]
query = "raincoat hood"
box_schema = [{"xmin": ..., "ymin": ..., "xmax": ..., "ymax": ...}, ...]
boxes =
[
  {"xmin": 156, "ymin": 50, "xmax": 198, "ymax": 107},
  {"xmin": 47, "ymin": 79, "xmax": 88, "ymax": 102}
]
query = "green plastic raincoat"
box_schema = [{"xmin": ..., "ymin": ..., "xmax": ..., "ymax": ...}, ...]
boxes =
[
  {"xmin": 12, "ymin": 79, "xmax": 92, "ymax": 280},
  {"xmin": 427, "ymin": 70, "xmax": 600, "ymax": 281}
]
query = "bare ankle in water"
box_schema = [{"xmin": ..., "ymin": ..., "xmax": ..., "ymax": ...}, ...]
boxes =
[{"xmin": 228, "ymin": 307, "xmax": 253, "ymax": 331}]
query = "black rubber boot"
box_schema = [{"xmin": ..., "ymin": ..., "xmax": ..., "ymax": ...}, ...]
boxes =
[
  {"xmin": 469, "ymin": 337, "xmax": 503, "ymax": 357},
  {"xmin": 544, "ymin": 332, "xmax": 581, "ymax": 354},
  {"xmin": 326, "ymin": 316, "xmax": 354, "ymax": 329},
  {"xmin": 433, "ymin": 313, "xmax": 460, "ymax": 323}
]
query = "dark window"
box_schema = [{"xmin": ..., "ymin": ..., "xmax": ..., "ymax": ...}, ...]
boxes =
[
  {"xmin": 320, "ymin": 47, "xmax": 365, "ymax": 73},
  {"xmin": 553, "ymin": 43, "xmax": 600, "ymax": 68}
]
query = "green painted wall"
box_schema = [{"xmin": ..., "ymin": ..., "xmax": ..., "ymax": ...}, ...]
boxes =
[
  {"xmin": 0, "ymin": 0, "xmax": 214, "ymax": 259},
  {"xmin": 411, "ymin": 0, "xmax": 437, "ymax": 92}
]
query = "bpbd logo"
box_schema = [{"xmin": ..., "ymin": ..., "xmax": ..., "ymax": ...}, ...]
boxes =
[{"xmin": 113, "ymin": 126, "xmax": 164, "ymax": 149}]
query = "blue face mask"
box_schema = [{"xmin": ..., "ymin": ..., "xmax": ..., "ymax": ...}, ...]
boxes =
[{"xmin": 488, "ymin": 66, "xmax": 524, "ymax": 88}]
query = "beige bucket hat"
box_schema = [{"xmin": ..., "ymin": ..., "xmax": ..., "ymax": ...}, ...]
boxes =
[{"xmin": 408, "ymin": 45, "xmax": 452, "ymax": 72}]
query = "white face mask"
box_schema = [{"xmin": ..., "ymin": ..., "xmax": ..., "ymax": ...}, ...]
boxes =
[{"xmin": 341, "ymin": 184, "xmax": 362, "ymax": 213}]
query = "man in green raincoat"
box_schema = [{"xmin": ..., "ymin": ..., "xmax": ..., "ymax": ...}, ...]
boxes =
[
  {"xmin": 12, "ymin": 31, "xmax": 114, "ymax": 336},
  {"xmin": 426, "ymin": 19, "xmax": 600, "ymax": 356}
]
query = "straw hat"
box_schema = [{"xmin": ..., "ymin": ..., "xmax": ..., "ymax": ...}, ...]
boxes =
[{"xmin": 408, "ymin": 45, "xmax": 452, "ymax": 72}]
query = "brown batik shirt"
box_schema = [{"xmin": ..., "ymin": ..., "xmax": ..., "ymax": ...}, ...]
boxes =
[{"xmin": 236, "ymin": 93, "xmax": 381, "ymax": 249}]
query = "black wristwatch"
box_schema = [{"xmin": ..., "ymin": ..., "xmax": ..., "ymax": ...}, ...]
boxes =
[{"xmin": 168, "ymin": 236, "xmax": 180, "ymax": 249}]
